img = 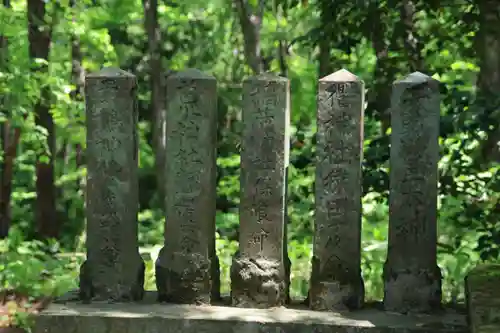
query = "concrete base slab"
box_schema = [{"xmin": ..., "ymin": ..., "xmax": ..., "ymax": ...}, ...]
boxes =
[{"xmin": 34, "ymin": 293, "xmax": 468, "ymax": 333}]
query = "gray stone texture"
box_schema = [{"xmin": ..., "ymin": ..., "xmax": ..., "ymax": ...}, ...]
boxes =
[
  {"xmin": 383, "ymin": 72, "xmax": 442, "ymax": 313},
  {"xmin": 231, "ymin": 73, "xmax": 290, "ymax": 308},
  {"xmin": 155, "ymin": 69, "xmax": 219, "ymax": 304},
  {"xmin": 81, "ymin": 67, "xmax": 144, "ymax": 302},
  {"xmin": 465, "ymin": 264, "xmax": 500, "ymax": 333},
  {"xmin": 34, "ymin": 299, "xmax": 468, "ymax": 333},
  {"xmin": 310, "ymin": 69, "xmax": 365, "ymax": 311},
  {"xmin": 284, "ymin": 166, "xmax": 291, "ymax": 304}
]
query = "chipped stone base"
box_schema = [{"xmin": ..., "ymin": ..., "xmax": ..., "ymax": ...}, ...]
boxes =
[
  {"xmin": 78, "ymin": 258, "xmax": 145, "ymax": 302},
  {"xmin": 230, "ymin": 256, "xmax": 285, "ymax": 308},
  {"xmin": 309, "ymin": 255, "xmax": 365, "ymax": 311},
  {"xmin": 309, "ymin": 279, "xmax": 364, "ymax": 312},
  {"xmin": 34, "ymin": 296, "xmax": 468, "ymax": 333},
  {"xmin": 383, "ymin": 265, "xmax": 442, "ymax": 314},
  {"xmin": 155, "ymin": 250, "xmax": 211, "ymax": 304}
]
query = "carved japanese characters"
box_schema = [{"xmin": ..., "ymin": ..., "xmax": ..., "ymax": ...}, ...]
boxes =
[
  {"xmin": 155, "ymin": 69, "xmax": 218, "ymax": 304},
  {"xmin": 383, "ymin": 72, "xmax": 442, "ymax": 313},
  {"xmin": 82, "ymin": 67, "xmax": 144, "ymax": 302},
  {"xmin": 231, "ymin": 74, "xmax": 290, "ymax": 308},
  {"xmin": 310, "ymin": 69, "xmax": 365, "ymax": 311}
]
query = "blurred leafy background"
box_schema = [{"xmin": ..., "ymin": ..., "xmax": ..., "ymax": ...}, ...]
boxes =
[{"xmin": 0, "ymin": 0, "xmax": 499, "ymax": 309}]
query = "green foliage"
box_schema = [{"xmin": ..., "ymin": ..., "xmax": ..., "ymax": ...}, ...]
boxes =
[{"xmin": 0, "ymin": 228, "xmax": 79, "ymax": 298}]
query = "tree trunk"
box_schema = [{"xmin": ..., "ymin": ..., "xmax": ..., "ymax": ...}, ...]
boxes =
[
  {"xmin": 233, "ymin": 0, "xmax": 265, "ymax": 74},
  {"xmin": 0, "ymin": 0, "xmax": 10, "ymax": 238},
  {"xmin": 365, "ymin": 2, "xmax": 395, "ymax": 134},
  {"xmin": 142, "ymin": 0, "xmax": 166, "ymax": 201},
  {"xmin": 476, "ymin": 0, "xmax": 500, "ymax": 164},
  {"xmin": 365, "ymin": 0, "xmax": 424, "ymax": 135},
  {"xmin": 399, "ymin": 0, "xmax": 425, "ymax": 72},
  {"xmin": 0, "ymin": 0, "xmax": 21, "ymax": 239},
  {"xmin": 318, "ymin": 0, "xmax": 333, "ymax": 77},
  {"xmin": 272, "ymin": 1, "xmax": 289, "ymax": 77},
  {"xmin": 70, "ymin": 0, "xmax": 85, "ymax": 170},
  {"xmin": 28, "ymin": 0, "xmax": 58, "ymax": 239}
]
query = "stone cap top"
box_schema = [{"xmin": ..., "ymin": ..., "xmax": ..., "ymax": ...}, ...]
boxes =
[
  {"xmin": 394, "ymin": 71, "xmax": 440, "ymax": 86},
  {"xmin": 244, "ymin": 72, "xmax": 289, "ymax": 82},
  {"xmin": 168, "ymin": 68, "xmax": 216, "ymax": 80},
  {"xmin": 466, "ymin": 263, "xmax": 500, "ymax": 284},
  {"xmin": 320, "ymin": 69, "xmax": 361, "ymax": 82},
  {"xmin": 86, "ymin": 67, "xmax": 135, "ymax": 78}
]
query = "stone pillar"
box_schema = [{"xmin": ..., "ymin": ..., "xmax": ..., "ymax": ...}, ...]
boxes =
[
  {"xmin": 80, "ymin": 67, "xmax": 144, "ymax": 302},
  {"xmin": 231, "ymin": 73, "xmax": 290, "ymax": 308},
  {"xmin": 309, "ymin": 69, "xmax": 365, "ymax": 311},
  {"xmin": 284, "ymin": 167, "xmax": 291, "ymax": 304},
  {"xmin": 466, "ymin": 264, "xmax": 500, "ymax": 333},
  {"xmin": 155, "ymin": 69, "xmax": 218, "ymax": 304},
  {"xmin": 383, "ymin": 71, "xmax": 442, "ymax": 313}
]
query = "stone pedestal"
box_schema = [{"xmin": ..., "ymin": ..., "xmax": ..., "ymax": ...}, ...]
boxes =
[{"xmin": 34, "ymin": 297, "xmax": 469, "ymax": 333}]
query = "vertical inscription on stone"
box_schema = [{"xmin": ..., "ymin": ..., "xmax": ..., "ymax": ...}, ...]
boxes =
[
  {"xmin": 383, "ymin": 71, "xmax": 442, "ymax": 313},
  {"xmin": 81, "ymin": 67, "xmax": 144, "ymax": 302},
  {"xmin": 309, "ymin": 69, "xmax": 365, "ymax": 311},
  {"xmin": 230, "ymin": 74, "xmax": 289, "ymax": 308},
  {"xmin": 155, "ymin": 69, "xmax": 218, "ymax": 305}
]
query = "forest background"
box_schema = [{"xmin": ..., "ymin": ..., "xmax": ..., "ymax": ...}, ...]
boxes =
[{"xmin": 0, "ymin": 0, "xmax": 499, "ymax": 307}]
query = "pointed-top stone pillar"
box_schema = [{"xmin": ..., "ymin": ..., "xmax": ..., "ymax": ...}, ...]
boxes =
[
  {"xmin": 383, "ymin": 71, "xmax": 442, "ymax": 313},
  {"xmin": 309, "ymin": 69, "xmax": 365, "ymax": 311}
]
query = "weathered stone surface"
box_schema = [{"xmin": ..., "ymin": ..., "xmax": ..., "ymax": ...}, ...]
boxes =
[
  {"xmin": 81, "ymin": 67, "xmax": 144, "ymax": 302},
  {"xmin": 284, "ymin": 167, "xmax": 291, "ymax": 304},
  {"xmin": 155, "ymin": 69, "xmax": 219, "ymax": 304},
  {"xmin": 383, "ymin": 72, "xmax": 442, "ymax": 313},
  {"xmin": 34, "ymin": 297, "xmax": 468, "ymax": 333},
  {"xmin": 310, "ymin": 69, "xmax": 365, "ymax": 311},
  {"xmin": 465, "ymin": 264, "xmax": 500, "ymax": 333},
  {"xmin": 231, "ymin": 73, "xmax": 290, "ymax": 308}
]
